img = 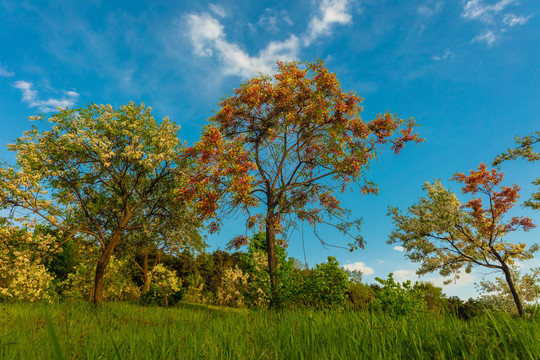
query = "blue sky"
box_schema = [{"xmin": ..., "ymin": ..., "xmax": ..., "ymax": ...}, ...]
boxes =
[{"xmin": 1, "ymin": 0, "xmax": 539, "ymax": 299}]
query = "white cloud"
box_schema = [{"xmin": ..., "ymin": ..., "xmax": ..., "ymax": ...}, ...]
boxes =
[
  {"xmin": 0, "ymin": 63, "xmax": 14, "ymax": 77},
  {"xmin": 377, "ymin": 260, "xmax": 384, "ymax": 264},
  {"xmin": 417, "ymin": 2, "xmax": 443, "ymax": 17},
  {"xmin": 393, "ymin": 269, "xmax": 475, "ymax": 287},
  {"xmin": 343, "ymin": 262, "xmax": 375, "ymax": 275},
  {"xmin": 186, "ymin": 12, "xmax": 301, "ymax": 78},
  {"xmin": 471, "ymin": 30, "xmax": 499, "ymax": 45},
  {"xmin": 462, "ymin": 0, "xmax": 516, "ymax": 23},
  {"xmin": 393, "ymin": 245, "xmax": 405, "ymax": 252},
  {"xmin": 503, "ymin": 13, "xmax": 531, "ymax": 26},
  {"xmin": 393, "ymin": 269, "xmax": 417, "ymax": 281},
  {"xmin": 185, "ymin": 1, "xmax": 353, "ymax": 79},
  {"xmin": 209, "ymin": 4, "xmax": 226, "ymax": 18},
  {"xmin": 305, "ymin": 0, "xmax": 352, "ymax": 44},
  {"xmin": 432, "ymin": 49, "xmax": 454, "ymax": 61},
  {"xmin": 13, "ymin": 81, "xmax": 79, "ymax": 112}
]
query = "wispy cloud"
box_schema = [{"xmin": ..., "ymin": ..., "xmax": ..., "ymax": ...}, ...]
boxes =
[
  {"xmin": 432, "ymin": 49, "xmax": 454, "ymax": 61},
  {"xmin": 256, "ymin": 8, "xmax": 293, "ymax": 33},
  {"xmin": 393, "ymin": 245, "xmax": 405, "ymax": 252},
  {"xmin": 417, "ymin": 2, "xmax": 444, "ymax": 17},
  {"xmin": 462, "ymin": 0, "xmax": 515, "ymax": 24},
  {"xmin": 471, "ymin": 30, "xmax": 499, "ymax": 45},
  {"xmin": 0, "ymin": 63, "xmax": 14, "ymax": 77},
  {"xmin": 13, "ymin": 81, "xmax": 79, "ymax": 112},
  {"xmin": 343, "ymin": 262, "xmax": 375, "ymax": 275},
  {"xmin": 503, "ymin": 13, "xmax": 531, "ymax": 26},
  {"xmin": 461, "ymin": 0, "xmax": 530, "ymax": 45},
  {"xmin": 209, "ymin": 4, "xmax": 226, "ymax": 18},
  {"xmin": 184, "ymin": 0, "xmax": 353, "ymax": 79},
  {"xmin": 305, "ymin": 0, "xmax": 352, "ymax": 44}
]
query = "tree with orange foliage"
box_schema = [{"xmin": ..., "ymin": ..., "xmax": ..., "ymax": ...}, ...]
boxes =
[
  {"xmin": 388, "ymin": 163, "xmax": 537, "ymax": 316},
  {"xmin": 181, "ymin": 60, "xmax": 422, "ymax": 305}
]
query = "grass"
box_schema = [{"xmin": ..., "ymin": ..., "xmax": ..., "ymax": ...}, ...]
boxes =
[{"xmin": 0, "ymin": 301, "xmax": 539, "ymax": 359}]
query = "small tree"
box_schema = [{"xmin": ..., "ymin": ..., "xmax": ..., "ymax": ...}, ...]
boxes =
[
  {"xmin": 0, "ymin": 102, "xmax": 191, "ymax": 305},
  {"xmin": 181, "ymin": 60, "xmax": 422, "ymax": 305},
  {"xmin": 388, "ymin": 163, "xmax": 537, "ymax": 317},
  {"xmin": 149, "ymin": 263, "xmax": 182, "ymax": 307}
]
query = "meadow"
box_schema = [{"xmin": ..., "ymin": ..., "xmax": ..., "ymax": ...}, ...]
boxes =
[{"xmin": 1, "ymin": 302, "xmax": 539, "ymax": 359}]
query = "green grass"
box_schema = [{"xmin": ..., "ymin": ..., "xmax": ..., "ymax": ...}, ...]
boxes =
[{"xmin": 0, "ymin": 301, "xmax": 539, "ymax": 359}]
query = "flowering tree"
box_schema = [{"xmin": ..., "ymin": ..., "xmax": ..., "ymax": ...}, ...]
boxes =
[
  {"xmin": 0, "ymin": 218, "xmax": 56, "ymax": 302},
  {"xmin": 148, "ymin": 263, "xmax": 182, "ymax": 307},
  {"xmin": 493, "ymin": 130, "xmax": 540, "ymax": 209},
  {"xmin": 180, "ymin": 60, "xmax": 422, "ymax": 304},
  {"xmin": 0, "ymin": 220, "xmax": 55, "ymax": 301},
  {"xmin": 215, "ymin": 266, "xmax": 250, "ymax": 308},
  {"xmin": 388, "ymin": 163, "xmax": 537, "ymax": 316},
  {"xmin": 0, "ymin": 102, "xmax": 191, "ymax": 305}
]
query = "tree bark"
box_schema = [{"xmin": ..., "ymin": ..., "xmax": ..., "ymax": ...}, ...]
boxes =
[
  {"xmin": 93, "ymin": 228, "xmax": 126, "ymax": 306},
  {"xmin": 501, "ymin": 263, "xmax": 525, "ymax": 317},
  {"xmin": 266, "ymin": 209, "xmax": 279, "ymax": 308},
  {"xmin": 142, "ymin": 252, "xmax": 150, "ymax": 294}
]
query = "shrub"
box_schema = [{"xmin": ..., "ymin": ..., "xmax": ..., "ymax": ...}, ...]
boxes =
[
  {"xmin": 149, "ymin": 264, "xmax": 182, "ymax": 307},
  {"xmin": 372, "ymin": 273, "xmax": 426, "ymax": 317},
  {"xmin": 215, "ymin": 266, "xmax": 250, "ymax": 307},
  {"xmin": 301, "ymin": 256, "xmax": 349, "ymax": 309},
  {"xmin": 139, "ymin": 285, "xmax": 164, "ymax": 306},
  {"xmin": 347, "ymin": 282, "xmax": 375, "ymax": 309}
]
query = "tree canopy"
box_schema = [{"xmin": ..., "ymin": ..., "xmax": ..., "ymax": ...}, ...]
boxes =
[{"xmin": 180, "ymin": 60, "xmax": 422, "ymax": 304}]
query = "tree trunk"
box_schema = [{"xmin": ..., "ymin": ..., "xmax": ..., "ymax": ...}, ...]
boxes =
[
  {"xmin": 502, "ymin": 263, "xmax": 525, "ymax": 317},
  {"xmin": 266, "ymin": 209, "xmax": 279, "ymax": 308},
  {"xmin": 93, "ymin": 228, "xmax": 126, "ymax": 306},
  {"xmin": 142, "ymin": 252, "xmax": 150, "ymax": 294}
]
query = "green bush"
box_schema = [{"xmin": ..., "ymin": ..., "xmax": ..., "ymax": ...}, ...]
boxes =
[
  {"xmin": 301, "ymin": 256, "xmax": 349, "ymax": 309},
  {"xmin": 139, "ymin": 285, "xmax": 164, "ymax": 306},
  {"xmin": 372, "ymin": 273, "xmax": 426, "ymax": 317},
  {"xmin": 347, "ymin": 281, "xmax": 375, "ymax": 309}
]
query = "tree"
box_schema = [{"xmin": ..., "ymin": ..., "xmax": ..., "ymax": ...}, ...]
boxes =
[
  {"xmin": 0, "ymin": 102, "xmax": 192, "ymax": 305},
  {"xmin": 148, "ymin": 263, "xmax": 182, "ymax": 307},
  {"xmin": 493, "ymin": 130, "xmax": 540, "ymax": 209},
  {"xmin": 388, "ymin": 163, "xmax": 537, "ymax": 316},
  {"xmin": 180, "ymin": 60, "xmax": 422, "ymax": 304}
]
